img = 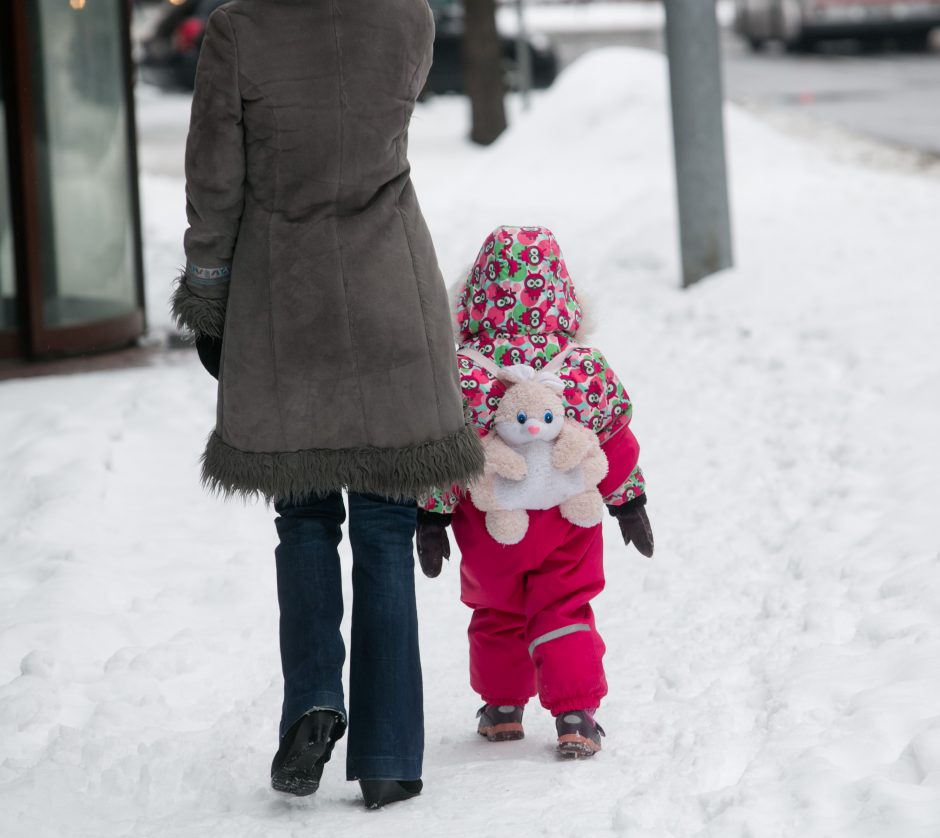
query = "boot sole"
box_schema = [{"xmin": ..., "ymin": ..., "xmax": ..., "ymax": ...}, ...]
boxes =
[
  {"xmin": 478, "ymin": 722, "xmax": 525, "ymax": 742},
  {"xmin": 557, "ymin": 734, "xmax": 601, "ymax": 759},
  {"xmin": 271, "ymin": 740, "xmax": 329, "ymax": 796}
]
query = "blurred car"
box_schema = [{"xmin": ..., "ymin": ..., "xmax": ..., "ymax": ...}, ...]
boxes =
[
  {"xmin": 734, "ymin": 0, "xmax": 940, "ymax": 51},
  {"xmin": 426, "ymin": 0, "xmax": 558, "ymax": 94},
  {"xmin": 139, "ymin": 0, "xmax": 558, "ymax": 94},
  {"xmin": 139, "ymin": 0, "xmax": 225, "ymax": 91}
]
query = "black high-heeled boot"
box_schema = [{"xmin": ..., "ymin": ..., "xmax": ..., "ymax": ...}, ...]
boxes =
[
  {"xmin": 359, "ymin": 778, "xmax": 423, "ymax": 809},
  {"xmin": 271, "ymin": 710, "xmax": 345, "ymax": 796}
]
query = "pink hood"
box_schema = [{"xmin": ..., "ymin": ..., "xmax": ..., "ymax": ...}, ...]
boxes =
[{"xmin": 456, "ymin": 226, "xmax": 584, "ymax": 344}]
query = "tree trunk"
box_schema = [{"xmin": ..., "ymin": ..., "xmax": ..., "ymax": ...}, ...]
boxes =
[{"xmin": 463, "ymin": 0, "xmax": 507, "ymax": 145}]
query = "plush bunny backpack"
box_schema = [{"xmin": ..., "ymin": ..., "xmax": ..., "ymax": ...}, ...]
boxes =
[{"xmin": 465, "ymin": 345, "xmax": 609, "ymax": 545}]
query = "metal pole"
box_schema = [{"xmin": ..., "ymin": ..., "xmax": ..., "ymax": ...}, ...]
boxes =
[
  {"xmin": 664, "ymin": 0, "xmax": 733, "ymax": 288},
  {"xmin": 515, "ymin": 0, "xmax": 532, "ymax": 109}
]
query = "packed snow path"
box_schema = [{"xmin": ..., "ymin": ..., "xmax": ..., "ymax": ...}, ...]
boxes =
[{"xmin": 2, "ymin": 50, "xmax": 938, "ymax": 837}]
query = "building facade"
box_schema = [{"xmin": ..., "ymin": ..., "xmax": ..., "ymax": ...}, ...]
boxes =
[{"xmin": 1, "ymin": 0, "xmax": 145, "ymax": 362}]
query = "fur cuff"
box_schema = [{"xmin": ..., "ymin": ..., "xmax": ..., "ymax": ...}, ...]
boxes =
[
  {"xmin": 171, "ymin": 273, "xmax": 227, "ymax": 339},
  {"xmin": 201, "ymin": 425, "xmax": 485, "ymax": 504}
]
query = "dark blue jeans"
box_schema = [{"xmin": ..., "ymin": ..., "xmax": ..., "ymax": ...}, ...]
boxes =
[{"xmin": 274, "ymin": 492, "xmax": 423, "ymax": 781}]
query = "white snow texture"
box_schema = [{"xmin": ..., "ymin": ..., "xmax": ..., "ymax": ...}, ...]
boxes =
[{"xmin": 1, "ymin": 48, "xmax": 939, "ymax": 838}]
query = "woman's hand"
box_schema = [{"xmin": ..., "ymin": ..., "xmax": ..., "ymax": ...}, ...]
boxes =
[{"xmin": 195, "ymin": 335, "xmax": 223, "ymax": 380}]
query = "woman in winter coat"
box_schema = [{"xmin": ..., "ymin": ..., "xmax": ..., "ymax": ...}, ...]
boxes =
[{"xmin": 172, "ymin": 0, "xmax": 483, "ymax": 809}]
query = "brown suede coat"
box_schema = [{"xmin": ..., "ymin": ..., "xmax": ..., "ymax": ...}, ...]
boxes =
[{"xmin": 172, "ymin": 0, "xmax": 482, "ymax": 501}]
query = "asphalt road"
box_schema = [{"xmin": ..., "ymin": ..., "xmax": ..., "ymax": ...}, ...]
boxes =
[
  {"xmin": 551, "ymin": 27, "xmax": 940, "ymax": 156},
  {"xmin": 134, "ymin": 12, "xmax": 940, "ymax": 159}
]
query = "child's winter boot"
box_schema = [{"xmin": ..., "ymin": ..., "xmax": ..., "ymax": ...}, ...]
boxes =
[
  {"xmin": 476, "ymin": 704, "xmax": 525, "ymax": 742},
  {"xmin": 555, "ymin": 710, "xmax": 605, "ymax": 758}
]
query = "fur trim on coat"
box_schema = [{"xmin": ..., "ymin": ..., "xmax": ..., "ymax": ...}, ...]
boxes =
[
  {"xmin": 201, "ymin": 425, "xmax": 485, "ymax": 504},
  {"xmin": 171, "ymin": 273, "xmax": 227, "ymax": 340}
]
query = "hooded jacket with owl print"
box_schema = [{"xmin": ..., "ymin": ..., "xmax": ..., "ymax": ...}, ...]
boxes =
[{"xmin": 422, "ymin": 225, "xmax": 646, "ymax": 515}]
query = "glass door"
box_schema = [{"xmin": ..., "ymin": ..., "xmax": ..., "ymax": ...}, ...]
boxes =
[
  {"xmin": 0, "ymin": 0, "xmax": 144, "ymax": 362},
  {"xmin": 0, "ymin": 39, "xmax": 16, "ymax": 351},
  {"xmin": 28, "ymin": 0, "xmax": 143, "ymax": 350}
]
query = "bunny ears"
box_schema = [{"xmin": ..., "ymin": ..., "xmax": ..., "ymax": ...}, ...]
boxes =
[{"xmin": 498, "ymin": 364, "xmax": 566, "ymax": 393}]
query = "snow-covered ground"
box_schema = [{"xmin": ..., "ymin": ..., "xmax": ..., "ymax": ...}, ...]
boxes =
[{"xmin": 2, "ymin": 48, "xmax": 940, "ymax": 837}]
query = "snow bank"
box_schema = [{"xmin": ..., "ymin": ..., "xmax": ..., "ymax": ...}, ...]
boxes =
[{"xmin": 2, "ymin": 48, "xmax": 939, "ymax": 837}]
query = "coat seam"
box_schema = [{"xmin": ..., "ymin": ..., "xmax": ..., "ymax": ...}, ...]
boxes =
[
  {"xmin": 402, "ymin": 53, "xmax": 426, "ymax": 135},
  {"xmin": 220, "ymin": 8, "xmax": 238, "ymax": 74},
  {"xmin": 395, "ymin": 18, "xmax": 443, "ymax": 438},
  {"xmin": 227, "ymin": 6, "xmax": 283, "ymax": 444},
  {"xmin": 219, "ymin": 8, "xmax": 239, "ymax": 443},
  {"xmin": 330, "ymin": 0, "xmax": 369, "ymax": 445},
  {"xmin": 397, "ymin": 202, "xmax": 445, "ymax": 438},
  {"xmin": 267, "ymin": 97, "xmax": 287, "ymax": 447}
]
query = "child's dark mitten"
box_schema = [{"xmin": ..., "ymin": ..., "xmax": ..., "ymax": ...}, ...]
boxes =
[
  {"xmin": 416, "ymin": 510, "xmax": 452, "ymax": 578},
  {"xmin": 607, "ymin": 497, "xmax": 654, "ymax": 558},
  {"xmin": 195, "ymin": 334, "xmax": 223, "ymax": 380}
]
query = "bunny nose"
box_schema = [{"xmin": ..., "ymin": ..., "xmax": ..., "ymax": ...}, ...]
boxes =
[{"xmin": 527, "ymin": 424, "xmax": 540, "ymax": 436}]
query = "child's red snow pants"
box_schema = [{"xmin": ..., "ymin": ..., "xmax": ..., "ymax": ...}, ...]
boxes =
[{"xmin": 453, "ymin": 502, "xmax": 607, "ymax": 715}]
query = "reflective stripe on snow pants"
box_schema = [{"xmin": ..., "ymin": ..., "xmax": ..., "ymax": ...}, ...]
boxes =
[{"xmin": 528, "ymin": 623, "xmax": 592, "ymax": 657}]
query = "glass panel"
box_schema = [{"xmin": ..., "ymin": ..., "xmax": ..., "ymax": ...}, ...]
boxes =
[
  {"xmin": 0, "ymin": 38, "xmax": 15, "ymax": 333},
  {"xmin": 31, "ymin": 0, "xmax": 137, "ymax": 329}
]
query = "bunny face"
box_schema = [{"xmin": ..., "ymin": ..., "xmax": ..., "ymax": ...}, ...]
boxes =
[{"xmin": 494, "ymin": 379, "xmax": 566, "ymax": 447}]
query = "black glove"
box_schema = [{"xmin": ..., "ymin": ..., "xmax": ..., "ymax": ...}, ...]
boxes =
[
  {"xmin": 195, "ymin": 334, "xmax": 223, "ymax": 380},
  {"xmin": 416, "ymin": 510, "xmax": 452, "ymax": 578},
  {"xmin": 607, "ymin": 496, "xmax": 654, "ymax": 558}
]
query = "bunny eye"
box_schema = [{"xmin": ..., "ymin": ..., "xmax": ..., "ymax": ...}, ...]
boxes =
[
  {"xmin": 516, "ymin": 411, "xmax": 527, "ymax": 424},
  {"xmin": 544, "ymin": 411, "xmax": 553, "ymax": 424}
]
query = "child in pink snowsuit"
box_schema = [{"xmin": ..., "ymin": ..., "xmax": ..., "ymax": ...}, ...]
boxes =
[{"xmin": 417, "ymin": 226, "xmax": 654, "ymax": 757}]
